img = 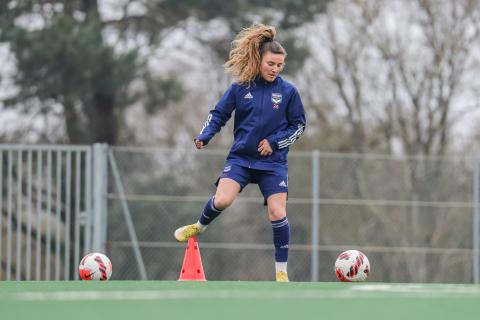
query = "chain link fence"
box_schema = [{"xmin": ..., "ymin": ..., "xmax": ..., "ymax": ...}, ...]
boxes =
[{"xmin": 108, "ymin": 147, "xmax": 480, "ymax": 283}]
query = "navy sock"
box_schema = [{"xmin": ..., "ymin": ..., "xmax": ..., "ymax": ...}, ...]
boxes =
[
  {"xmin": 271, "ymin": 217, "xmax": 290, "ymax": 262},
  {"xmin": 198, "ymin": 197, "xmax": 223, "ymax": 226}
]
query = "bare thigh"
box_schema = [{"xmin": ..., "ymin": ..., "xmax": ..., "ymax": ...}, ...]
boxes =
[{"xmin": 214, "ymin": 178, "xmax": 241, "ymax": 210}]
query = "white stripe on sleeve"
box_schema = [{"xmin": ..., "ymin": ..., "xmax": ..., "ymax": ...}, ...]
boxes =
[
  {"xmin": 199, "ymin": 113, "xmax": 213, "ymax": 135},
  {"xmin": 278, "ymin": 125, "xmax": 304, "ymax": 149}
]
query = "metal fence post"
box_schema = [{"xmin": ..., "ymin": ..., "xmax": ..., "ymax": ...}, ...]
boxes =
[
  {"xmin": 311, "ymin": 150, "xmax": 320, "ymax": 282},
  {"xmin": 473, "ymin": 156, "xmax": 480, "ymax": 284},
  {"xmin": 92, "ymin": 143, "xmax": 108, "ymax": 253},
  {"xmin": 6, "ymin": 151, "xmax": 13, "ymax": 280},
  {"xmin": 0, "ymin": 151, "xmax": 3, "ymax": 280}
]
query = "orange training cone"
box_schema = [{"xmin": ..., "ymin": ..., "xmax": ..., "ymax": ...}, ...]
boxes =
[{"xmin": 178, "ymin": 236, "xmax": 206, "ymax": 281}]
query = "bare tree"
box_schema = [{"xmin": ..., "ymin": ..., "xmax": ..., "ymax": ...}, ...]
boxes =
[{"xmin": 303, "ymin": 0, "xmax": 480, "ymax": 155}]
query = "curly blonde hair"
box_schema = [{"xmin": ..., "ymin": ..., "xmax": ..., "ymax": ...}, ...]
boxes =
[{"xmin": 224, "ymin": 23, "xmax": 287, "ymax": 85}]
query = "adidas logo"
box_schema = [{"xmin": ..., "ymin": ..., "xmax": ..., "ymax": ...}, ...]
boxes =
[
  {"xmin": 244, "ymin": 92, "xmax": 253, "ymax": 99},
  {"xmin": 280, "ymin": 245, "xmax": 289, "ymax": 249},
  {"xmin": 279, "ymin": 180, "xmax": 287, "ymax": 187}
]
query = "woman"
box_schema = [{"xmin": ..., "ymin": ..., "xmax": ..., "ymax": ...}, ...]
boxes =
[{"xmin": 174, "ymin": 23, "xmax": 306, "ymax": 282}]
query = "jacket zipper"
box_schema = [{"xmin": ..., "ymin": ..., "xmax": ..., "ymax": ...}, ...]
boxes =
[{"xmin": 259, "ymin": 84, "xmax": 266, "ymax": 156}]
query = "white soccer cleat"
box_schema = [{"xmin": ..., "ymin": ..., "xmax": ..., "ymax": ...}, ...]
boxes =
[{"xmin": 174, "ymin": 223, "xmax": 202, "ymax": 242}]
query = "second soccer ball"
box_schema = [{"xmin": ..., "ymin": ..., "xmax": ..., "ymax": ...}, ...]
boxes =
[{"xmin": 335, "ymin": 249, "xmax": 370, "ymax": 282}]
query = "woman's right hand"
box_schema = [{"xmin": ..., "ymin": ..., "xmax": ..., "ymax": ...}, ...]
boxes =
[{"xmin": 194, "ymin": 139, "xmax": 204, "ymax": 149}]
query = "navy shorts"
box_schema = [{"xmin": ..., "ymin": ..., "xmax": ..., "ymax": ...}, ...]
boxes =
[{"xmin": 215, "ymin": 163, "xmax": 288, "ymax": 205}]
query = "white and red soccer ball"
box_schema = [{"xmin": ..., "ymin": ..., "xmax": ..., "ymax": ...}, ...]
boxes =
[
  {"xmin": 79, "ymin": 252, "xmax": 112, "ymax": 281},
  {"xmin": 335, "ymin": 250, "xmax": 370, "ymax": 282}
]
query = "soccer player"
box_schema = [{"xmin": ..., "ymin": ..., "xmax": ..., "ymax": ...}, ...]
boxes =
[{"xmin": 174, "ymin": 23, "xmax": 306, "ymax": 282}]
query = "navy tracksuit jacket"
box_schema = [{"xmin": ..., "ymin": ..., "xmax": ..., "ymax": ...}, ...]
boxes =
[{"xmin": 196, "ymin": 76, "xmax": 306, "ymax": 170}]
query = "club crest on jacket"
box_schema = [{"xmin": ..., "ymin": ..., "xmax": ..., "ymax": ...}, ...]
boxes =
[{"xmin": 271, "ymin": 92, "xmax": 282, "ymax": 104}]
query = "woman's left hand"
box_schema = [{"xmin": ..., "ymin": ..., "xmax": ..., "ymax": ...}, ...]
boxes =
[{"xmin": 258, "ymin": 139, "xmax": 273, "ymax": 156}]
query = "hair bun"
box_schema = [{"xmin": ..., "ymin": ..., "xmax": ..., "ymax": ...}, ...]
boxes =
[{"xmin": 265, "ymin": 28, "xmax": 276, "ymax": 40}]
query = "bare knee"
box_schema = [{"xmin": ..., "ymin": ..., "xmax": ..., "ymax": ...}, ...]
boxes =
[
  {"xmin": 268, "ymin": 206, "xmax": 287, "ymax": 221},
  {"xmin": 213, "ymin": 193, "xmax": 235, "ymax": 210},
  {"xmin": 267, "ymin": 193, "xmax": 287, "ymax": 221}
]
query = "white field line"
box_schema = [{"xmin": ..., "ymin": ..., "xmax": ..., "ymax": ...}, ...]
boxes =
[
  {"xmin": 8, "ymin": 284, "xmax": 480, "ymax": 302},
  {"xmin": 351, "ymin": 284, "xmax": 480, "ymax": 295}
]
